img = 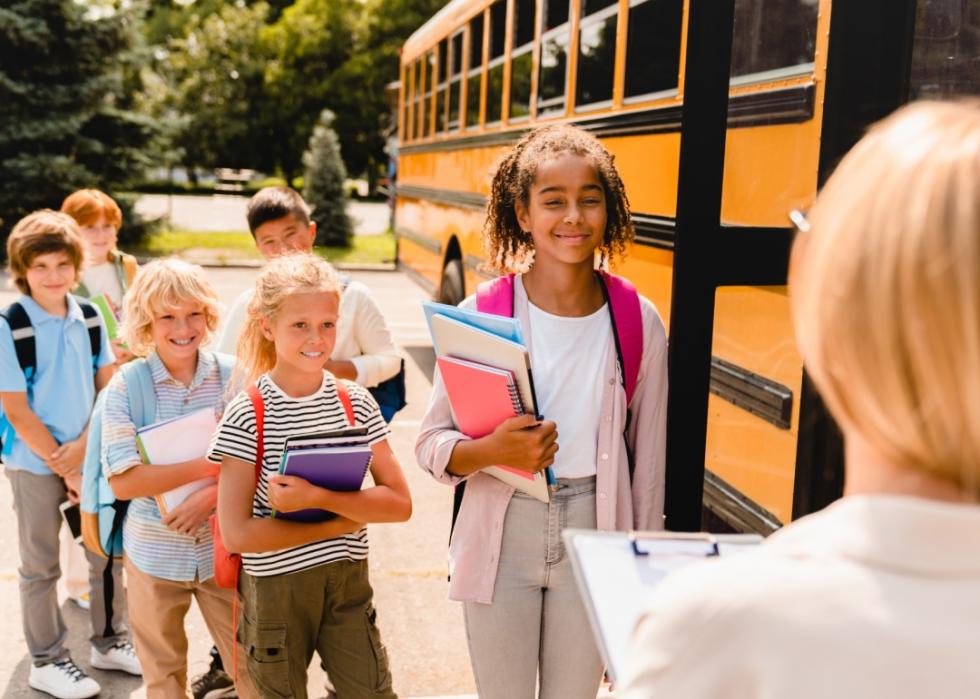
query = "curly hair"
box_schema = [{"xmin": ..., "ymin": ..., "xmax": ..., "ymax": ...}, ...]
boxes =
[{"xmin": 484, "ymin": 124, "xmax": 633, "ymax": 273}]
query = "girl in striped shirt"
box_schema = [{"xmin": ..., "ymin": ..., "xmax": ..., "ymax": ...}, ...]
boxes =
[
  {"xmin": 101, "ymin": 259, "xmax": 256, "ymax": 698},
  {"xmin": 209, "ymin": 253, "xmax": 411, "ymax": 698}
]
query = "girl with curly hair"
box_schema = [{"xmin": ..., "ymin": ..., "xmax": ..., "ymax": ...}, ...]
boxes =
[{"xmin": 417, "ymin": 124, "xmax": 668, "ymax": 698}]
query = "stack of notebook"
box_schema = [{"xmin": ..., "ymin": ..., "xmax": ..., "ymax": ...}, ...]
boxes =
[
  {"xmin": 424, "ymin": 301, "xmax": 552, "ymax": 502},
  {"xmin": 136, "ymin": 407, "xmax": 218, "ymax": 515},
  {"xmin": 273, "ymin": 426, "xmax": 372, "ymax": 522}
]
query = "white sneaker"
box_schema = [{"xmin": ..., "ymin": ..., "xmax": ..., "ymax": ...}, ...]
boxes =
[
  {"xmin": 70, "ymin": 593, "xmax": 90, "ymax": 611},
  {"xmin": 90, "ymin": 641, "xmax": 143, "ymax": 676},
  {"xmin": 28, "ymin": 659, "xmax": 101, "ymax": 699}
]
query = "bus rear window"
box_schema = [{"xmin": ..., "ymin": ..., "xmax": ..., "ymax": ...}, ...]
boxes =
[
  {"xmin": 625, "ymin": 0, "xmax": 683, "ymax": 100},
  {"xmin": 730, "ymin": 0, "xmax": 818, "ymax": 80}
]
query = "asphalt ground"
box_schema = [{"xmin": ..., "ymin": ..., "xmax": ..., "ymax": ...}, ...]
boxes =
[{"xmin": 0, "ymin": 268, "xmax": 475, "ymax": 698}]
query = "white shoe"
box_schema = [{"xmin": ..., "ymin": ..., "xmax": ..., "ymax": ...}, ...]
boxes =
[
  {"xmin": 70, "ymin": 593, "xmax": 90, "ymax": 611},
  {"xmin": 90, "ymin": 641, "xmax": 143, "ymax": 676},
  {"xmin": 28, "ymin": 659, "xmax": 101, "ymax": 699}
]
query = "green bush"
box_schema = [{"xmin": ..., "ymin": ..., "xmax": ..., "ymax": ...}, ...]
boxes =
[{"xmin": 303, "ymin": 110, "xmax": 352, "ymax": 248}]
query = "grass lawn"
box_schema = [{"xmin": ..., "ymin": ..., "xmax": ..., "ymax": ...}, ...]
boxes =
[{"xmin": 134, "ymin": 229, "xmax": 396, "ymax": 265}]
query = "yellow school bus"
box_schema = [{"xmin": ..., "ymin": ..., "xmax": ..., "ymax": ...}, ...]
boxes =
[{"xmin": 395, "ymin": 0, "xmax": 979, "ymax": 532}]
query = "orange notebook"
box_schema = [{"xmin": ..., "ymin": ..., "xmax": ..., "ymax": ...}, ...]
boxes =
[{"xmin": 437, "ymin": 356, "xmax": 550, "ymax": 502}]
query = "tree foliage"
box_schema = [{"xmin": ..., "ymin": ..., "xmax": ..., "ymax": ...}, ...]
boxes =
[
  {"xmin": 304, "ymin": 109, "xmax": 352, "ymax": 247},
  {"xmin": 0, "ymin": 0, "xmax": 153, "ymax": 245}
]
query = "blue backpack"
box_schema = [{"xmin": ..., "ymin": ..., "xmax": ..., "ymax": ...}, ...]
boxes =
[{"xmin": 80, "ymin": 352, "xmax": 235, "ymax": 559}]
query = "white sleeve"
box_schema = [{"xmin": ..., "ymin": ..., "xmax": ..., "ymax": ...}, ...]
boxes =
[
  {"xmin": 215, "ymin": 289, "xmax": 252, "ymax": 355},
  {"xmin": 343, "ymin": 282, "xmax": 401, "ymax": 387}
]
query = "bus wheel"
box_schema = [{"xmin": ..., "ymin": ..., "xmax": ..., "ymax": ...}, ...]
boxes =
[{"xmin": 438, "ymin": 259, "xmax": 465, "ymax": 306}]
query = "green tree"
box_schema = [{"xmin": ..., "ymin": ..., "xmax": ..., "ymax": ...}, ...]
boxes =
[
  {"xmin": 304, "ymin": 109, "xmax": 352, "ymax": 247},
  {"xmin": 327, "ymin": 0, "xmax": 446, "ymax": 190},
  {"xmin": 0, "ymin": 0, "xmax": 153, "ymax": 245},
  {"xmin": 153, "ymin": 2, "xmax": 273, "ymax": 180}
]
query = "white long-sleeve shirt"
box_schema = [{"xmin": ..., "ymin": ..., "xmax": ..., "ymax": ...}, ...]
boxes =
[{"xmin": 215, "ymin": 279, "xmax": 401, "ymax": 387}]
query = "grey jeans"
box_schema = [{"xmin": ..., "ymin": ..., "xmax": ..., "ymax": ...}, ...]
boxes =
[
  {"xmin": 6, "ymin": 469, "xmax": 128, "ymax": 665},
  {"xmin": 463, "ymin": 476, "xmax": 604, "ymax": 699}
]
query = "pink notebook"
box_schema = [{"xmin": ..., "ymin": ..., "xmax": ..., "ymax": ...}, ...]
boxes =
[{"xmin": 437, "ymin": 356, "xmax": 524, "ymax": 438}]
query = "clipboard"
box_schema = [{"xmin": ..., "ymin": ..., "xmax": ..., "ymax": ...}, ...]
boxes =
[{"xmin": 563, "ymin": 529, "xmax": 762, "ymax": 683}]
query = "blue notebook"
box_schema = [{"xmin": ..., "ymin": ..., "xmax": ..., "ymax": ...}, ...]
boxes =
[
  {"xmin": 423, "ymin": 301, "xmax": 525, "ymax": 350},
  {"xmin": 273, "ymin": 441, "xmax": 372, "ymax": 522}
]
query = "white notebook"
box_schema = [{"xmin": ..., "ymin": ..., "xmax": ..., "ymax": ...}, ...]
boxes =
[{"xmin": 136, "ymin": 407, "xmax": 218, "ymax": 516}]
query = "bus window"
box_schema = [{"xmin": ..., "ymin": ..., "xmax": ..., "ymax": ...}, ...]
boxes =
[
  {"xmin": 510, "ymin": 0, "xmax": 536, "ymax": 120},
  {"xmin": 576, "ymin": 0, "xmax": 618, "ymax": 109},
  {"xmin": 449, "ymin": 30, "xmax": 464, "ymax": 130},
  {"xmin": 413, "ymin": 60, "xmax": 424, "ymax": 140},
  {"xmin": 910, "ymin": 0, "xmax": 980, "ymax": 98},
  {"xmin": 436, "ymin": 39, "xmax": 448, "ymax": 133},
  {"xmin": 466, "ymin": 12, "xmax": 485, "ymax": 128},
  {"xmin": 730, "ymin": 0, "xmax": 818, "ymax": 82},
  {"xmin": 538, "ymin": 0, "xmax": 571, "ymax": 117},
  {"xmin": 400, "ymin": 64, "xmax": 410, "ymax": 141},
  {"xmin": 486, "ymin": 0, "xmax": 507, "ymax": 124},
  {"xmin": 423, "ymin": 50, "xmax": 435, "ymax": 138},
  {"xmin": 624, "ymin": 0, "xmax": 683, "ymax": 101}
]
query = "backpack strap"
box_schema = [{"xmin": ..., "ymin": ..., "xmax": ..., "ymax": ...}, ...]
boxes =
[
  {"xmin": 597, "ymin": 271, "xmax": 643, "ymax": 405},
  {"xmin": 336, "ymin": 380, "xmax": 355, "ymax": 426},
  {"xmin": 0, "ymin": 302, "xmax": 37, "ymax": 384},
  {"xmin": 246, "ymin": 384, "xmax": 265, "ymax": 478},
  {"xmin": 119, "ymin": 358, "xmax": 157, "ymax": 428},
  {"xmin": 475, "ymin": 274, "xmax": 515, "ymax": 316},
  {"xmin": 117, "ymin": 252, "xmax": 139, "ymax": 290},
  {"xmin": 75, "ymin": 297, "xmax": 103, "ymax": 371}
]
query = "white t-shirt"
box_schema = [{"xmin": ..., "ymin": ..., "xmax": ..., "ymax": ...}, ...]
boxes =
[
  {"xmin": 81, "ymin": 261, "xmax": 123, "ymax": 306},
  {"xmin": 207, "ymin": 372, "xmax": 388, "ymax": 577},
  {"xmin": 527, "ymin": 300, "xmax": 611, "ymax": 479}
]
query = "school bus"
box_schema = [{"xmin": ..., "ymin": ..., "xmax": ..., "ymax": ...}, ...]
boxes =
[{"xmin": 394, "ymin": 0, "xmax": 979, "ymax": 533}]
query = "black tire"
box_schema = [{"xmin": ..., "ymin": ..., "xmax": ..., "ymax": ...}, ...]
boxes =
[{"xmin": 438, "ymin": 258, "xmax": 465, "ymax": 306}]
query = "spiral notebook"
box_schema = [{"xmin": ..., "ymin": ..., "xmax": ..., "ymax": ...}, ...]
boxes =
[{"xmin": 437, "ymin": 355, "xmax": 549, "ymax": 502}]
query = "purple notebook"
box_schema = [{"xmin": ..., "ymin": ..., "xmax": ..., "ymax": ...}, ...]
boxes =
[{"xmin": 273, "ymin": 445, "xmax": 372, "ymax": 522}]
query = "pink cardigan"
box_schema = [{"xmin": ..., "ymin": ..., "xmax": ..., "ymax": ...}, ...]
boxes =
[{"xmin": 415, "ymin": 276, "xmax": 668, "ymax": 603}]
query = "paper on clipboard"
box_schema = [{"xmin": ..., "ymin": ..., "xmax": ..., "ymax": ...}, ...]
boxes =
[{"xmin": 563, "ymin": 529, "xmax": 762, "ymax": 683}]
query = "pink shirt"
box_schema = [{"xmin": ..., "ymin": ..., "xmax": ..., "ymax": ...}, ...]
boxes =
[{"xmin": 416, "ymin": 275, "xmax": 668, "ymax": 603}]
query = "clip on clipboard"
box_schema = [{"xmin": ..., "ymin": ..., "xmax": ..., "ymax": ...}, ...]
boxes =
[{"xmin": 565, "ymin": 529, "xmax": 762, "ymax": 684}]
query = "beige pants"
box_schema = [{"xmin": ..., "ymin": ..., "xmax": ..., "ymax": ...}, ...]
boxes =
[{"xmin": 125, "ymin": 558, "xmax": 257, "ymax": 699}]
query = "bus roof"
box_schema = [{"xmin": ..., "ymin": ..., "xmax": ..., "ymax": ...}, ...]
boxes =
[{"xmin": 403, "ymin": 0, "xmax": 487, "ymax": 62}]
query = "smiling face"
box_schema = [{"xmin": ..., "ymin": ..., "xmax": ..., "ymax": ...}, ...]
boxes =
[
  {"xmin": 78, "ymin": 214, "xmax": 119, "ymax": 264},
  {"xmin": 151, "ymin": 300, "xmax": 208, "ymax": 366},
  {"xmin": 262, "ymin": 290, "xmax": 340, "ymax": 379},
  {"xmin": 25, "ymin": 251, "xmax": 78, "ymax": 311},
  {"xmin": 515, "ymin": 153, "xmax": 607, "ymax": 269},
  {"xmin": 253, "ymin": 215, "xmax": 316, "ymax": 260}
]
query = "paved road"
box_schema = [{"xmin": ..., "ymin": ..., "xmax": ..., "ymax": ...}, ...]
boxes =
[
  {"xmin": 0, "ymin": 269, "xmax": 476, "ymax": 698},
  {"xmin": 134, "ymin": 195, "xmax": 391, "ymax": 235}
]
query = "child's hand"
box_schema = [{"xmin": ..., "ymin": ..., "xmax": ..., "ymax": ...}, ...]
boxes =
[
  {"xmin": 487, "ymin": 415, "xmax": 559, "ymax": 474},
  {"xmin": 48, "ymin": 438, "xmax": 86, "ymax": 476},
  {"xmin": 268, "ymin": 474, "xmax": 325, "ymax": 513},
  {"xmin": 64, "ymin": 473, "xmax": 82, "ymax": 504},
  {"xmin": 162, "ymin": 485, "xmax": 216, "ymax": 536},
  {"xmin": 111, "ymin": 339, "xmax": 135, "ymax": 365}
]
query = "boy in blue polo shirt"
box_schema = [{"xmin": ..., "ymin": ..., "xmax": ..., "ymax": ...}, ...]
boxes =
[{"xmin": 0, "ymin": 210, "xmax": 141, "ymax": 699}]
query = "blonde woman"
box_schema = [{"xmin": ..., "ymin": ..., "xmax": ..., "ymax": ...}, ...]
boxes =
[
  {"xmin": 100, "ymin": 259, "xmax": 255, "ymax": 699},
  {"xmin": 620, "ymin": 100, "xmax": 980, "ymax": 697}
]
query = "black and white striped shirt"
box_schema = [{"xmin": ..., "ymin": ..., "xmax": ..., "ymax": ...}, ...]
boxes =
[{"xmin": 208, "ymin": 372, "xmax": 388, "ymax": 577}]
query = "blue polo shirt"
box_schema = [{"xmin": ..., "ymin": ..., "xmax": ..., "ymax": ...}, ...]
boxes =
[{"xmin": 0, "ymin": 294, "xmax": 115, "ymax": 475}]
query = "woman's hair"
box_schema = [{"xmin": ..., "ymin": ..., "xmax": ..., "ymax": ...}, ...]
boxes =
[
  {"xmin": 60, "ymin": 189, "xmax": 123, "ymax": 230},
  {"xmin": 790, "ymin": 99, "xmax": 980, "ymax": 496},
  {"xmin": 6, "ymin": 210, "xmax": 85, "ymax": 294},
  {"xmin": 236, "ymin": 252, "xmax": 342, "ymax": 384},
  {"xmin": 121, "ymin": 258, "xmax": 221, "ymax": 356},
  {"xmin": 485, "ymin": 124, "xmax": 633, "ymax": 272}
]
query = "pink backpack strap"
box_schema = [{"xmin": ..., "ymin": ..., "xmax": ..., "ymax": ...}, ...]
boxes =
[
  {"xmin": 599, "ymin": 271, "xmax": 643, "ymax": 405},
  {"xmin": 475, "ymin": 274, "xmax": 515, "ymax": 316}
]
